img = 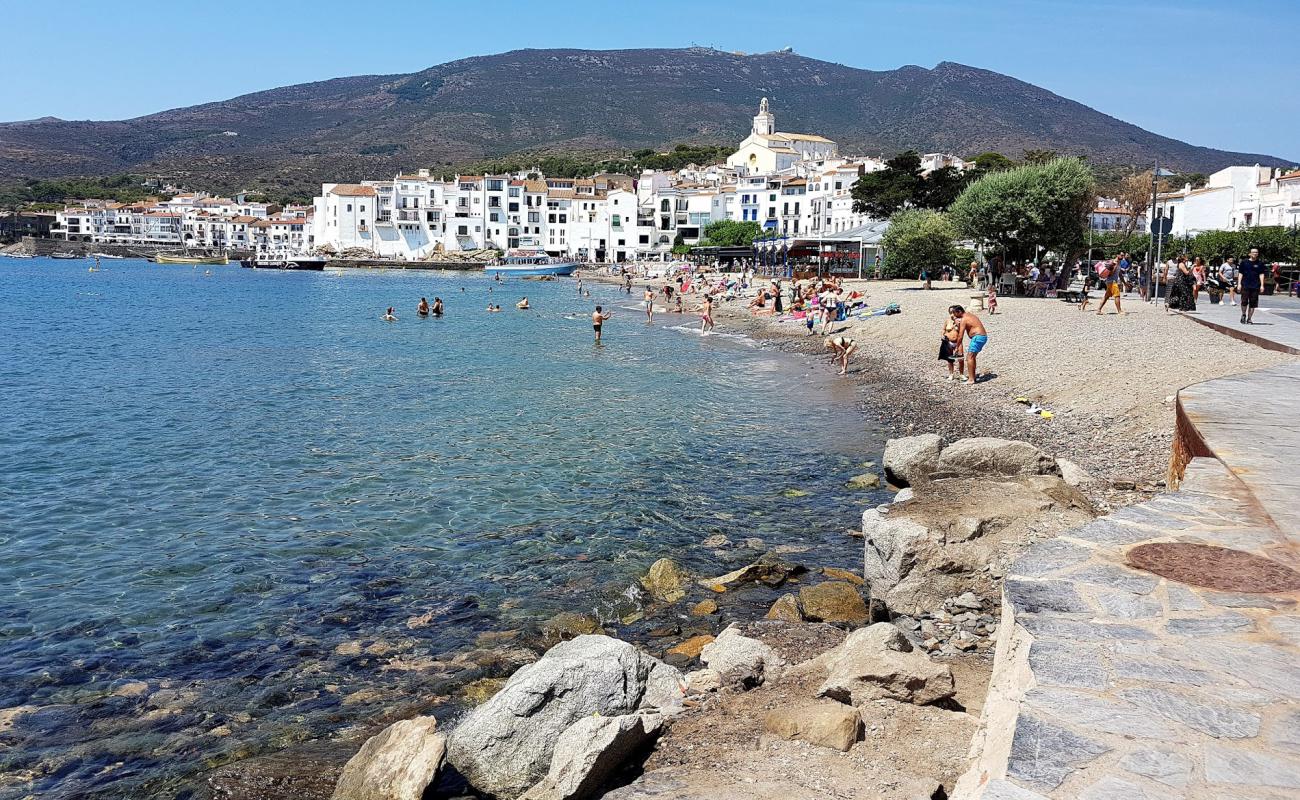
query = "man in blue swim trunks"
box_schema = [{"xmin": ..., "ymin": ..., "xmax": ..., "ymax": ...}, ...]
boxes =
[{"xmin": 950, "ymin": 305, "xmax": 989, "ymax": 387}]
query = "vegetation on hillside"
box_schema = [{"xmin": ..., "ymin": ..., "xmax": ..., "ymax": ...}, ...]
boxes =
[{"xmin": 0, "ymin": 174, "xmax": 163, "ymax": 207}]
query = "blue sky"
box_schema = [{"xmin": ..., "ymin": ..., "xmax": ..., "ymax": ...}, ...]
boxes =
[{"xmin": 3, "ymin": 0, "xmax": 1295, "ymax": 159}]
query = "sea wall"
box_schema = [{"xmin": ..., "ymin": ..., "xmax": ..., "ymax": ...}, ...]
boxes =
[{"xmin": 954, "ymin": 362, "xmax": 1300, "ymax": 799}]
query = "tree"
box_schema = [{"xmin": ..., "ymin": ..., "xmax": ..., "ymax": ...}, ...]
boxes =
[
  {"xmin": 1022, "ymin": 148, "xmax": 1061, "ymax": 165},
  {"xmin": 922, "ymin": 166, "xmax": 969, "ymax": 209},
  {"xmin": 700, "ymin": 219, "xmax": 761, "ymax": 247},
  {"xmin": 851, "ymin": 150, "xmax": 925, "ymax": 218},
  {"xmin": 948, "ymin": 158, "xmax": 1096, "ymax": 261},
  {"xmin": 1107, "ymin": 172, "xmax": 1157, "ymax": 237},
  {"xmin": 970, "ymin": 152, "xmax": 1016, "ymax": 173},
  {"xmin": 881, "ymin": 209, "xmax": 957, "ymax": 279}
]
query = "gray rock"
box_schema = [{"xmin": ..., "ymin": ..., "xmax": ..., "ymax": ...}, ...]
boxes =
[
  {"xmin": 1007, "ymin": 713, "xmax": 1111, "ymax": 790},
  {"xmin": 1165, "ymin": 613, "xmax": 1254, "ymax": 636},
  {"xmin": 699, "ymin": 625, "xmax": 785, "ymax": 689},
  {"xmin": 331, "ymin": 716, "xmax": 446, "ymax": 800},
  {"xmin": 1068, "ymin": 518, "xmax": 1158, "ymax": 545},
  {"xmin": 948, "ymin": 591, "xmax": 984, "ymax": 610},
  {"xmin": 1012, "ymin": 538, "xmax": 1095, "ymax": 578},
  {"xmin": 1028, "ymin": 642, "xmax": 1110, "ymax": 690},
  {"xmin": 983, "ymin": 779, "xmax": 1052, "ymax": 800},
  {"xmin": 1118, "ymin": 748, "xmax": 1192, "ymax": 788},
  {"xmin": 699, "ymin": 534, "xmax": 730, "ymax": 548},
  {"xmin": 1056, "ymin": 458, "xmax": 1095, "ymax": 488},
  {"xmin": 519, "ymin": 713, "xmax": 664, "ymax": 800},
  {"xmin": 893, "ymin": 487, "xmax": 914, "ymax": 503},
  {"xmin": 1118, "ymin": 687, "xmax": 1261, "ymax": 739},
  {"xmin": 882, "ymin": 434, "xmax": 942, "ymax": 486},
  {"xmin": 936, "ymin": 437, "xmax": 1059, "ymax": 478},
  {"xmin": 1109, "ymin": 657, "xmax": 1212, "ymax": 687},
  {"xmin": 683, "ymin": 669, "xmax": 721, "ymax": 695},
  {"xmin": 1165, "ymin": 585, "xmax": 1206, "ymax": 611},
  {"xmin": 446, "ymin": 636, "xmax": 682, "ymax": 800},
  {"xmin": 1067, "ymin": 564, "xmax": 1158, "ymax": 595},
  {"xmin": 1093, "ymin": 590, "xmax": 1161, "ymax": 619},
  {"xmin": 812, "ymin": 623, "xmax": 954, "ymax": 706},
  {"xmin": 1025, "ymin": 688, "xmax": 1181, "ymax": 739},
  {"xmin": 1018, "ymin": 616, "xmax": 1155, "ymax": 641},
  {"xmin": 1204, "ymin": 742, "xmax": 1300, "ymax": 788},
  {"xmin": 1268, "ymin": 708, "xmax": 1300, "ymax": 753}
]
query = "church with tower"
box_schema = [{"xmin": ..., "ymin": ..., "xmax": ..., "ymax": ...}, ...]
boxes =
[{"xmin": 725, "ymin": 98, "xmax": 838, "ymax": 175}]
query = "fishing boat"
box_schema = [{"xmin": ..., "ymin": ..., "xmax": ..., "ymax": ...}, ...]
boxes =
[
  {"xmin": 487, "ymin": 249, "xmax": 578, "ymax": 277},
  {"xmin": 155, "ymin": 251, "xmax": 228, "ymax": 265},
  {"xmin": 50, "ymin": 251, "xmax": 85, "ymax": 259},
  {"xmin": 238, "ymin": 253, "xmax": 327, "ymax": 271}
]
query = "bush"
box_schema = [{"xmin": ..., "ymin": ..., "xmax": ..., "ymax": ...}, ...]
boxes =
[{"xmin": 881, "ymin": 209, "xmax": 957, "ymax": 279}]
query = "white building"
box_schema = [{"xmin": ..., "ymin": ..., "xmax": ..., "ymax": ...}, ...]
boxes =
[
  {"xmin": 726, "ymin": 98, "xmax": 837, "ymax": 175},
  {"xmin": 1156, "ymin": 165, "xmax": 1300, "ymax": 236}
]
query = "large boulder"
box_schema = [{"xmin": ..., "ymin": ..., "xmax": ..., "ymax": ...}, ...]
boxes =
[
  {"xmin": 331, "ymin": 717, "xmax": 446, "ymax": 800},
  {"xmin": 862, "ymin": 476, "xmax": 1093, "ymax": 616},
  {"xmin": 699, "ymin": 625, "xmax": 786, "ymax": 689},
  {"xmin": 935, "ymin": 437, "xmax": 1059, "ymax": 478},
  {"xmin": 798, "ymin": 582, "xmax": 869, "ymax": 625},
  {"xmin": 519, "ymin": 713, "xmax": 665, "ymax": 800},
  {"xmin": 883, "ymin": 434, "xmax": 942, "ymax": 487},
  {"xmin": 446, "ymin": 636, "xmax": 682, "ymax": 799},
  {"xmin": 811, "ymin": 623, "xmax": 954, "ymax": 707},
  {"xmin": 762, "ymin": 702, "xmax": 862, "ymax": 752},
  {"xmin": 640, "ymin": 558, "xmax": 690, "ymax": 603}
]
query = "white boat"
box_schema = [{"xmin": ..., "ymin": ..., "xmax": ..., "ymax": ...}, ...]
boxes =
[
  {"xmin": 89, "ymin": 252, "xmax": 125, "ymax": 259},
  {"xmin": 487, "ymin": 250, "xmax": 578, "ymax": 277},
  {"xmin": 2, "ymin": 252, "xmax": 35, "ymax": 259}
]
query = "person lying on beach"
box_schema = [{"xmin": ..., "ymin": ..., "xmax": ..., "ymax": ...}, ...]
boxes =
[
  {"xmin": 417, "ymin": 298, "xmax": 430, "ymax": 316},
  {"xmin": 747, "ymin": 291, "xmax": 768, "ymax": 313},
  {"xmin": 592, "ymin": 305, "xmax": 612, "ymax": 343},
  {"xmin": 383, "ymin": 307, "xmax": 398, "ymax": 321},
  {"xmin": 825, "ymin": 335, "xmax": 857, "ymax": 375},
  {"xmin": 516, "ymin": 297, "xmax": 530, "ymax": 310}
]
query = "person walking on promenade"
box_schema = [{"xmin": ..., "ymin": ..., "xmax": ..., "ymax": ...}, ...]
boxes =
[
  {"xmin": 1167, "ymin": 257, "xmax": 1195, "ymax": 312},
  {"xmin": 950, "ymin": 305, "xmax": 989, "ymax": 387},
  {"xmin": 592, "ymin": 305, "xmax": 612, "ymax": 343},
  {"xmin": 825, "ymin": 335, "xmax": 857, "ymax": 376},
  {"xmin": 1220, "ymin": 257, "xmax": 1238, "ymax": 306},
  {"xmin": 1238, "ymin": 248, "xmax": 1267, "ymax": 324},
  {"xmin": 643, "ymin": 286, "xmax": 656, "ymax": 323}
]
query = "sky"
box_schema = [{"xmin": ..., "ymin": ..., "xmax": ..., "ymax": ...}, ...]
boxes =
[{"xmin": 2, "ymin": 0, "xmax": 1296, "ymax": 159}]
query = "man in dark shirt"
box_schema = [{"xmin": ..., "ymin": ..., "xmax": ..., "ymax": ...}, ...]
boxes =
[{"xmin": 1237, "ymin": 248, "xmax": 1267, "ymax": 324}]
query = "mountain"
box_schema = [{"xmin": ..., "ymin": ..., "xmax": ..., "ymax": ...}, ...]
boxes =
[{"xmin": 0, "ymin": 48, "xmax": 1289, "ymax": 190}]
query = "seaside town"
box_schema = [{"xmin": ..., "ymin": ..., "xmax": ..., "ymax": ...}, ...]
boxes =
[
  {"xmin": 3, "ymin": 9, "xmax": 1300, "ymax": 800},
  {"xmin": 6, "ymin": 99, "xmax": 1297, "ymax": 275}
]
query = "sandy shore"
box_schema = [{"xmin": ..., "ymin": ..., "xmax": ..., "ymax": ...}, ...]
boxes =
[{"xmin": 580, "ymin": 269, "xmax": 1293, "ymax": 496}]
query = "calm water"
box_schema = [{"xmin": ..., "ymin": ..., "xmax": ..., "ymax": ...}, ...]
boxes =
[{"xmin": 0, "ymin": 258, "xmax": 883, "ymax": 798}]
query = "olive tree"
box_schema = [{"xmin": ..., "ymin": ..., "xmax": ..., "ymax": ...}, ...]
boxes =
[{"xmin": 948, "ymin": 158, "xmax": 1096, "ymax": 261}]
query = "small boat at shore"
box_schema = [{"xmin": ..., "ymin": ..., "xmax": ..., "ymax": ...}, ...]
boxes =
[
  {"xmin": 51, "ymin": 251, "xmax": 85, "ymax": 259},
  {"xmin": 1, "ymin": 251, "xmax": 35, "ymax": 259},
  {"xmin": 155, "ymin": 251, "xmax": 228, "ymax": 265},
  {"xmin": 89, "ymin": 252, "xmax": 125, "ymax": 259},
  {"xmin": 488, "ymin": 249, "xmax": 578, "ymax": 277},
  {"xmin": 239, "ymin": 253, "xmax": 327, "ymax": 271}
]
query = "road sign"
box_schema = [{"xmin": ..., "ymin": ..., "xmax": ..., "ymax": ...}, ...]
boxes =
[{"xmin": 1150, "ymin": 216, "xmax": 1173, "ymax": 235}]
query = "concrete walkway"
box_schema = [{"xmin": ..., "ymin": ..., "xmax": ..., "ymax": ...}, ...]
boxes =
[
  {"xmin": 956, "ymin": 356, "xmax": 1300, "ymax": 798},
  {"xmin": 1175, "ymin": 294, "xmax": 1300, "ymax": 354}
]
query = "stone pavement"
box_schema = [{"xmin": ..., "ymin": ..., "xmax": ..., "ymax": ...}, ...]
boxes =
[
  {"xmin": 1174, "ymin": 294, "xmax": 1300, "ymax": 354},
  {"xmin": 955, "ymin": 360, "xmax": 1300, "ymax": 798}
]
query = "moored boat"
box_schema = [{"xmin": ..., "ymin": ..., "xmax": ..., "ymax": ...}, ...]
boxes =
[
  {"xmin": 89, "ymin": 252, "xmax": 125, "ymax": 259},
  {"xmin": 487, "ymin": 249, "xmax": 578, "ymax": 277},
  {"xmin": 155, "ymin": 251, "xmax": 228, "ymax": 265},
  {"xmin": 50, "ymin": 251, "xmax": 85, "ymax": 259},
  {"xmin": 239, "ymin": 253, "xmax": 327, "ymax": 271}
]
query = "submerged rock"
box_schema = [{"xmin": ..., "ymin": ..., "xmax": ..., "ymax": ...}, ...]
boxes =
[
  {"xmin": 640, "ymin": 558, "xmax": 691, "ymax": 603},
  {"xmin": 542, "ymin": 612, "xmax": 602, "ymax": 644},
  {"xmin": 696, "ymin": 554, "xmax": 805, "ymax": 591},
  {"xmin": 331, "ymin": 716, "xmax": 446, "ymax": 800},
  {"xmin": 519, "ymin": 712, "xmax": 665, "ymax": 800},
  {"xmin": 764, "ymin": 594, "xmax": 804, "ymax": 622},
  {"xmin": 690, "ymin": 599, "xmax": 719, "ymax": 616},
  {"xmin": 209, "ymin": 739, "xmax": 353, "ymax": 800},
  {"xmin": 446, "ymin": 635, "xmax": 681, "ymax": 800},
  {"xmin": 798, "ymin": 582, "xmax": 869, "ymax": 625},
  {"xmin": 883, "ymin": 434, "xmax": 942, "ymax": 487},
  {"xmin": 845, "ymin": 473, "xmax": 881, "ymax": 490}
]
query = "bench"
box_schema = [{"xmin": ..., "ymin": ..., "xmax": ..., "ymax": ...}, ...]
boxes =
[{"xmin": 1057, "ymin": 277, "xmax": 1088, "ymax": 304}]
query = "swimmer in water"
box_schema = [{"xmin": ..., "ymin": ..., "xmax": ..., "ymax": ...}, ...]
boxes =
[
  {"xmin": 516, "ymin": 297, "xmax": 530, "ymax": 310},
  {"xmin": 383, "ymin": 306, "xmax": 398, "ymax": 321},
  {"xmin": 432, "ymin": 297, "xmax": 444, "ymax": 316},
  {"xmin": 417, "ymin": 297, "xmax": 430, "ymax": 316},
  {"xmin": 592, "ymin": 305, "xmax": 613, "ymax": 343}
]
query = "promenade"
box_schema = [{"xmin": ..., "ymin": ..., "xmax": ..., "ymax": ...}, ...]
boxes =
[{"xmin": 956, "ymin": 312, "xmax": 1300, "ymax": 798}]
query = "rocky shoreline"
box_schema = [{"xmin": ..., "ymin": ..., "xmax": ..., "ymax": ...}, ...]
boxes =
[{"xmin": 238, "ymin": 433, "xmax": 1103, "ymax": 800}]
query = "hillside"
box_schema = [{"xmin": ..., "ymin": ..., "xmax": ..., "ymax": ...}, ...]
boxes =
[{"xmin": 0, "ymin": 48, "xmax": 1289, "ymax": 191}]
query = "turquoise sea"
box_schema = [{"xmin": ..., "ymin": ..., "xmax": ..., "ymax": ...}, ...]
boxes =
[{"xmin": 0, "ymin": 258, "xmax": 884, "ymax": 798}]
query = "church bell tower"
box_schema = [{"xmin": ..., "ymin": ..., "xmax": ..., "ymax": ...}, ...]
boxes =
[{"xmin": 752, "ymin": 97, "xmax": 775, "ymax": 137}]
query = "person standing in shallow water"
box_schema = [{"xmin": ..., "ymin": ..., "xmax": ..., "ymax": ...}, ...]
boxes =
[
  {"xmin": 431, "ymin": 297, "xmax": 444, "ymax": 317},
  {"xmin": 644, "ymin": 287, "xmax": 655, "ymax": 322},
  {"xmin": 592, "ymin": 305, "xmax": 612, "ymax": 343}
]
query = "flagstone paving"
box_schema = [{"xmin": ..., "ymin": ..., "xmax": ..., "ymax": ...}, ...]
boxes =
[{"xmin": 960, "ymin": 358, "xmax": 1300, "ymax": 799}]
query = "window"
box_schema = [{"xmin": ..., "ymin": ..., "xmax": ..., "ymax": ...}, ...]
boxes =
[
  {"xmin": 457, "ymin": 225, "xmax": 467, "ymax": 235},
  {"xmin": 360, "ymin": 205, "xmax": 366, "ymax": 212},
  {"xmin": 487, "ymin": 179, "xmax": 504, "ymax": 191},
  {"xmin": 548, "ymin": 214, "xmax": 556, "ymax": 224},
  {"xmin": 346, "ymin": 204, "xmax": 352, "ymax": 212},
  {"xmin": 639, "ymin": 234, "xmax": 649, "ymax": 244},
  {"xmin": 528, "ymin": 212, "xmax": 540, "ymax": 223}
]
